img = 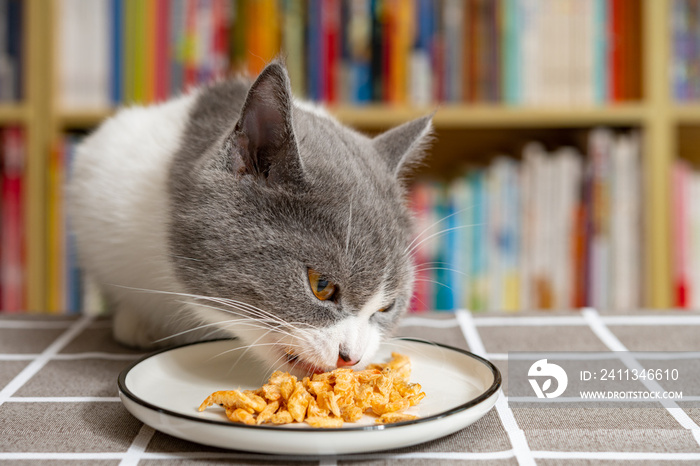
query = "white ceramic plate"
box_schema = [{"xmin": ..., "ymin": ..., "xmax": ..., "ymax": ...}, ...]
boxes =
[{"xmin": 118, "ymin": 338, "xmax": 500, "ymax": 455}]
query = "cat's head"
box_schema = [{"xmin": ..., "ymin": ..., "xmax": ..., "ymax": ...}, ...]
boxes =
[{"xmin": 169, "ymin": 62, "xmax": 432, "ymax": 375}]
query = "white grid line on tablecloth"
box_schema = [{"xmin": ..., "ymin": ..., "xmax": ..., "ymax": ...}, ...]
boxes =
[
  {"xmin": 0, "ymin": 450, "xmax": 519, "ymax": 462},
  {"xmin": 400, "ymin": 316, "xmax": 459, "ymax": 328},
  {"xmin": 5, "ymin": 449, "xmax": 700, "ymax": 463},
  {"xmin": 474, "ymin": 316, "xmax": 587, "ymax": 326},
  {"xmin": 0, "ymin": 354, "xmax": 38, "ymax": 361},
  {"xmin": 0, "ymin": 318, "xmax": 111, "ymax": 329},
  {"xmin": 582, "ymin": 307, "xmax": 700, "ymax": 448},
  {"xmin": 402, "ymin": 313, "xmax": 700, "ymax": 328},
  {"xmin": 7, "ymin": 396, "xmax": 122, "ymax": 402},
  {"xmin": 475, "ymin": 314, "xmax": 700, "ymax": 327},
  {"xmin": 488, "ymin": 351, "xmax": 700, "ymax": 361},
  {"xmin": 601, "ymin": 315, "xmax": 700, "ymax": 325},
  {"xmin": 0, "ymin": 320, "xmax": 75, "ymax": 329},
  {"xmin": 456, "ymin": 309, "xmax": 536, "ymax": 466},
  {"xmin": 0, "ymin": 352, "xmax": 144, "ymax": 361},
  {"xmin": 531, "ymin": 451, "xmax": 700, "ymax": 461},
  {"xmin": 119, "ymin": 424, "xmax": 156, "ymax": 466},
  {"xmin": 0, "ymin": 315, "xmax": 93, "ymax": 407}
]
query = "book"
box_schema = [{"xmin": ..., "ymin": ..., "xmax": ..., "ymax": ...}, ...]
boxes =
[
  {"xmin": 672, "ymin": 159, "xmax": 691, "ymax": 307},
  {"xmin": 588, "ymin": 128, "xmax": 613, "ymax": 309},
  {"xmin": 55, "ymin": 0, "xmax": 646, "ymax": 107},
  {"xmin": 407, "ymin": 127, "xmax": 641, "ymax": 312},
  {"xmin": 1, "ymin": 127, "xmax": 25, "ymax": 312},
  {"xmin": 281, "ymin": 0, "xmax": 306, "ymax": 97}
]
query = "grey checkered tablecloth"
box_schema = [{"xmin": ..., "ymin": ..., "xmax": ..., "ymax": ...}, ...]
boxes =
[{"xmin": 2, "ymin": 308, "xmax": 700, "ymax": 465}]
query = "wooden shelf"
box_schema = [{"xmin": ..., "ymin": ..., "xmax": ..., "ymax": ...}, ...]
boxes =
[
  {"xmin": 672, "ymin": 104, "xmax": 700, "ymax": 124},
  {"xmin": 57, "ymin": 108, "xmax": 114, "ymax": 129},
  {"xmin": 57, "ymin": 103, "xmax": 651, "ymax": 130},
  {"xmin": 332, "ymin": 103, "xmax": 651, "ymax": 128},
  {"xmin": 0, "ymin": 104, "xmax": 30, "ymax": 123}
]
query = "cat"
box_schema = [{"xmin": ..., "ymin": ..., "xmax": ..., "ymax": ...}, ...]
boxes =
[{"xmin": 68, "ymin": 62, "xmax": 433, "ymax": 375}]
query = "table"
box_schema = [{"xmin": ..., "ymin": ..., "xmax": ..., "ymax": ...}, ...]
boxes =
[{"xmin": 1, "ymin": 308, "xmax": 700, "ymax": 465}]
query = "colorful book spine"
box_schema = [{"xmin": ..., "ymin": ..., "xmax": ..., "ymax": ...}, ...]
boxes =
[
  {"xmin": 347, "ymin": 0, "xmax": 372, "ymax": 104},
  {"xmin": 110, "ymin": 0, "xmax": 123, "ymax": 104},
  {"xmin": 407, "ymin": 127, "xmax": 642, "ymax": 312},
  {"xmin": 322, "ymin": 0, "xmax": 341, "ymax": 103},
  {"xmin": 672, "ymin": 160, "xmax": 691, "ymax": 307},
  {"xmin": 56, "ymin": 0, "xmax": 653, "ymax": 107},
  {"xmin": 1, "ymin": 127, "xmax": 25, "ymax": 312},
  {"xmin": 307, "ymin": 0, "xmax": 322, "ymax": 101},
  {"xmin": 282, "ymin": 0, "xmax": 306, "ymax": 97},
  {"xmin": 64, "ymin": 137, "xmax": 82, "ymax": 314},
  {"xmin": 410, "ymin": 0, "xmax": 433, "ymax": 106},
  {"xmin": 4, "ymin": 0, "xmax": 22, "ymax": 101},
  {"xmin": 470, "ymin": 170, "xmax": 487, "ymax": 311},
  {"xmin": 408, "ymin": 183, "xmax": 433, "ymax": 312},
  {"xmin": 370, "ymin": 0, "xmax": 385, "ymax": 101},
  {"xmin": 46, "ymin": 140, "xmax": 65, "ymax": 313}
]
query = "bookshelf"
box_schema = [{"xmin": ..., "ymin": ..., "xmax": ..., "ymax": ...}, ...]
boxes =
[
  {"xmin": 0, "ymin": 104, "xmax": 30, "ymax": 123},
  {"xmin": 14, "ymin": 0, "xmax": 688, "ymax": 311}
]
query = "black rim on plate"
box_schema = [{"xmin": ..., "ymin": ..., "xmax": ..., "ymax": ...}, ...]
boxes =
[{"xmin": 117, "ymin": 337, "xmax": 502, "ymax": 432}]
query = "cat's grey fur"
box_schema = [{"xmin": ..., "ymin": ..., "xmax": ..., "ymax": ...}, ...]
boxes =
[{"xmin": 69, "ymin": 62, "xmax": 432, "ymax": 374}]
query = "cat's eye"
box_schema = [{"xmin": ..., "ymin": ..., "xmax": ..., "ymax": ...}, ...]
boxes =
[
  {"xmin": 307, "ymin": 268, "xmax": 337, "ymax": 301},
  {"xmin": 379, "ymin": 301, "xmax": 395, "ymax": 313}
]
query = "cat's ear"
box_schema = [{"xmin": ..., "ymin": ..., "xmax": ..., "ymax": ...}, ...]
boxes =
[
  {"xmin": 372, "ymin": 114, "xmax": 433, "ymax": 178},
  {"xmin": 229, "ymin": 62, "xmax": 304, "ymax": 186}
]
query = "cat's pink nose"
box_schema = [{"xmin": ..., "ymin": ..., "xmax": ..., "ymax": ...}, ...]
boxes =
[{"xmin": 336, "ymin": 352, "xmax": 358, "ymax": 367}]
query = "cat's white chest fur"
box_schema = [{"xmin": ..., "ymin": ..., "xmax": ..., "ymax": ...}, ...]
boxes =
[{"xmin": 68, "ymin": 94, "xmax": 197, "ymax": 347}]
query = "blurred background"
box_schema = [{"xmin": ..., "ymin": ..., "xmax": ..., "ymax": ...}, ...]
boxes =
[{"xmin": 0, "ymin": 0, "xmax": 696, "ymax": 315}]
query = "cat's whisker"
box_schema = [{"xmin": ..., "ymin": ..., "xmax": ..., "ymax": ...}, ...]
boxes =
[
  {"xmin": 406, "ymin": 223, "xmax": 482, "ymax": 257},
  {"xmin": 230, "ymin": 331, "xmax": 283, "ymax": 369},
  {"xmin": 161, "ymin": 298, "xmax": 306, "ymax": 351},
  {"xmin": 211, "ymin": 297, "xmax": 315, "ymax": 336},
  {"xmin": 131, "ymin": 288, "xmax": 304, "ymax": 337},
  {"xmin": 189, "ymin": 299, "xmax": 284, "ymax": 327},
  {"xmin": 181, "ymin": 300, "xmax": 291, "ymax": 333},
  {"xmin": 190, "ymin": 304, "xmax": 301, "ymax": 343},
  {"xmin": 408, "ymin": 295, "xmax": 430, "ymax": 312},
  {"xmin": 345, "ymin": 193, "xmax": 353, "ymax": 255},
  {"xmin": 209, "ymin": 300, "xmax": 316, "ymax": 340},
  {"xmin": 265, "ymin": 340, "xmax": 317, "ymax": 374},
  {"xmin": 414, "ymin": 266, "xmax": 469, "ymax": 276},
  {"xmin": 169, "ymin": 254, "xmax": 204, "ymax": 262},
  {"xmin": 200, "ymin": 294, "xmax": 315, "ymax": 333},
  {"xmin": 287, "ymin": 347, "xmax": 325, "ymax": 374},
  {"xmin": 207, "ymin": 341, "xmax": 303, "ymax": 363},
  {"xmin": 404, "ymin": 206, "xmax": 475, "ymax": 254},
  {"xmin": 414, "ymin": 278, "xmax": 453, "ymax": 291},
  {"xmin": 152, "ymin": 317, "xmax": 246, "ymax": 344}
]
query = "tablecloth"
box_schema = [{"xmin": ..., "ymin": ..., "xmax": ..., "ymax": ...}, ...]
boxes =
[{"xmin": 1, "ymin": 308, "xmax": 700, "ymax": 465}]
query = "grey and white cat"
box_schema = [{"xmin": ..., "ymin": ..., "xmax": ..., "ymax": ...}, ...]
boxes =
[{"xmin": 68, "ymin": 62, "xmax": 432, "ymax": 375}]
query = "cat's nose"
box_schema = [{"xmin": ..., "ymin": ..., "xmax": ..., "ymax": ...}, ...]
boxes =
[{"xmin": 336, "ymin": 351, "xmax": 358, "ymax": 367}]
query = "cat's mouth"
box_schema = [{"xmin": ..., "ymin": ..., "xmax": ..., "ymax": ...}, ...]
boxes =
[{"xmin": 283, "ymin": 350, "xmax": 326, "ymax": 375}]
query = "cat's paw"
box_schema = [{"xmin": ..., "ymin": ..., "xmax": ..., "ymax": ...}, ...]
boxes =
[{"xmin": 112, "ymin": 308, "xmax": 162, "ymax": 349}]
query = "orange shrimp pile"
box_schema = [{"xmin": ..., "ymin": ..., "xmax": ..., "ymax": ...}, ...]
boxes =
[{"xmin": 198, "ymin": 352, "xmax": 426, "ymax": 428}]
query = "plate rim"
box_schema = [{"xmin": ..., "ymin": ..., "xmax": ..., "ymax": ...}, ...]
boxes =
[{"xmin": 117, "ymin": 337, "xmax": 501, "ymax": 433}]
